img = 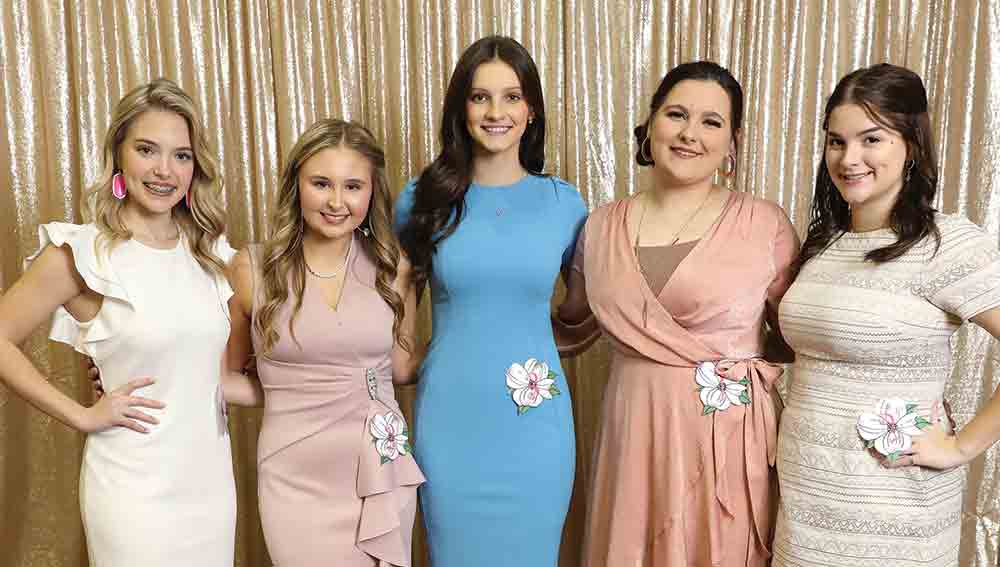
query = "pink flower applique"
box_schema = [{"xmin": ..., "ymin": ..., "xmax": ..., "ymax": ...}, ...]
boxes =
[{"xmin": 506, "ymin": 358, "xmax": 560, "ymax": 415}]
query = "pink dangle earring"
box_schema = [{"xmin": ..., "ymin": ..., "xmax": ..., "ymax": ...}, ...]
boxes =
[{"xmin": 111, "ymin": 170, "xmax": 127, "ymax": 200}]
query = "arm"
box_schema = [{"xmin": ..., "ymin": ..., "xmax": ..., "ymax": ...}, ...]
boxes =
[
  {"xmin": 221, "ymin": 249, "xmax": 264, "ymax": 407},
  {"xmin": 886, "ymin": 306, "xmax": 1000, "ymax": 469},
  {"xmin": 764, "ymin": 204, "xmax": 800, "ymax": 364},
  {"xmin": 553, "ymin": 264, "xmax": 600, "ymax": 357},
  {"xmin": 391, "ymin": 254, "xmax": 425, "ymax": 385},
  {"xmin": 0, "ymin": 245, "xmax": 163, "ymax": 433}
]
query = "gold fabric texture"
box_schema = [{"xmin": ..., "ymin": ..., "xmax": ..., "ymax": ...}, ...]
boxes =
[{"xmin": 0, "ymin": 1, "xmax": 996, "ymax": 566}]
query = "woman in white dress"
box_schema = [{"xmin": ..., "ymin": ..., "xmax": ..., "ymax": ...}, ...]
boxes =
[
  {"xmin": 773, "ymin": 64, "xmax": 1000, "ymax": 566},
  {"xmin": 0, "ymin": 79, "xmax": 236, "ymax": 565}
]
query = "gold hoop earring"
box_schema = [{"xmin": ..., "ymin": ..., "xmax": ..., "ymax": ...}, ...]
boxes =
[
  {"xmin": 640, "ymin": 134, "xmax": 653, "ymax": 164},
  {"xmin": 721, "ymin": 154, "xmax": 736, "ymax": 178}
]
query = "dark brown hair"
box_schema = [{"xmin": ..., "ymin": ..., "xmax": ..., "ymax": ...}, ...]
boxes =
[
  {"xmin": 797, "ymin": 63, "xmax": 939, "ymax": 268},
  {"xmin": 399, "ymin": 36, "xmax": 546, "ymax": 294},
  {"xmin": 634, "ymin": 61, "xmax": 744, "ymax": 167}
]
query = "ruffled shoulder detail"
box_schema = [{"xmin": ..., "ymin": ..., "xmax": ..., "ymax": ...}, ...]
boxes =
[{"xmin": 25, "ymin": 222, "xmax": 132, "ymax": 355}]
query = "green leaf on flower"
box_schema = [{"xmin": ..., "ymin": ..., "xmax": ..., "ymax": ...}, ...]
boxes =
[
  {"xmin": 864, "ymin": 439, "xmax": 875, "ymax": 449},
  {"xmin": 905, "ymin": 403, "xmax": 918, "ymax": 414},
  {"xmin": 886, "ymin": 451, "xmax": 902, "ymax": 462},
  {"xmin": 380, "ymin": 456, "xmax": 391, "ymax": 465},
  {"xmin": 517, "ymin": 405, "xmax": 529, "ymax": 416},
  {"xmin": 739, "ymin": 392, "xmax": 752, "ymax": 405},
  {"xmin": 739, "ymin": 378, "xmax": 750, "ymax": 386},
  {"xmin": 915, "ymin": 416, "xmax": 931, "ymax": 429},
  {"xmin": 550, "ymin": 385, "xmax": 561, "ymax": 397},
  {"xmin": 702, "ymin": 405, "xmax": 717, "ymax": 416},
  {"xmin": 403, "ymin": 442, "xmax": 412, "ymax": 454},
  {"xmin": 548, "ymin": 370, "xmax": 558, "ymax": 379}
]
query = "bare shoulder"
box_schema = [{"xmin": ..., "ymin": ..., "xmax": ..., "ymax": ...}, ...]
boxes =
[
  {"xmin": 227, "ymin": 247, "xmax": 257, "ymax": 313},
  {"xmin": 25, "ymin": 244, "xmax": 89, "ymax": 296}
]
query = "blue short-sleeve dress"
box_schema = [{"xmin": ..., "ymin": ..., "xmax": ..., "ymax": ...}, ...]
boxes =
[{"xmin": 395, "ymin": 174, "xmax": 587, "ymax": 566}]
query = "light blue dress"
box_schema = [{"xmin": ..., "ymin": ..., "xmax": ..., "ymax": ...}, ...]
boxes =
[{"xmin": 395, "ymin": 174, "xmax": 587, "ymax": 566}]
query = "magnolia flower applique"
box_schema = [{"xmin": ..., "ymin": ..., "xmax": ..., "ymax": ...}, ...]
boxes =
[
  {"xmin": 370, "ymin": 411, "xmax": 411, "ymax": 465},
  {"xmin": 856, "ymin": 398, "xmax": 932, "ymax": 461},
  {"xmin": 695, "ymin": 361, "xmax": 750, "ymax": 415},
  {"xmin": 506, "ymin": 358, "xmax": 560, "ymax": 415}
]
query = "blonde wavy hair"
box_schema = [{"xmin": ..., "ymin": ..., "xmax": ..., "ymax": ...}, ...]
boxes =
[
  {"xmin": 83, "ymin": 78, "xmax": 227, "ymax": 276},
  {"xmin": 254, "ymin": 119, "xmax": 407, "ymax": 354}
]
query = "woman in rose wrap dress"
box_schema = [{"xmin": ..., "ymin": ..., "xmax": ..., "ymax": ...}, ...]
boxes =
[{"xmin": 556, "ymin": 61, "xmax": 798, "ymax": 566}]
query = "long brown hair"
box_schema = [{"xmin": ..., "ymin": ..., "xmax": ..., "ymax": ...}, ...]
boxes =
[
  {"xmin": 798, "ymin": 64, "xmax": 940, "ymax": 269},
  {"xmin": 84, "ymin": 78, "xmax": 227, "ymax": 276},
  {"xmin": 398, "ymin": 36, "xmax": 547, "ymax": 295},
  {"xmin": 254, "ymin": 119, "xmax": 406, "ymax": 354}
]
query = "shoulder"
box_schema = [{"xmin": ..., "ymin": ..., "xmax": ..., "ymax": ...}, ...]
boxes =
[
  {"xmin": 930, "ymin": 212, "xmax": 998, "ymax": 259},
  {"xmin": 934, "ymin": 212, "xmax": 992, "ymax": 240},
  {"xmin": 735, "ymin": 192, "xmax": 790, "ymax": 223},
  {"xmin": 228, "ymin": 247, "xmax": 257, "ymax": 311},
  {"xmin": 37, "ymin": 221, "xmax": 100, "ymax": 247},
  {"xmin": 538, "ymin": 175, "xmax": 587, "ymax": 216},
  {"xmin": 212, "ymin": 234, "xmax": 238, "ymax": 264},
  {"xmin": 578, "ymin": 198, "xmax": 625, "ymax": 237},
  {"xmin": 28, "ymin": 222, "xmax": 100, "ymax": 271},
  {"xmin": 728, "ymin": 192, "xmax": 795, "ymax": 237}
]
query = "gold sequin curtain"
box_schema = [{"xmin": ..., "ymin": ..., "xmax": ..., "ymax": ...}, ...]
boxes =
[{"xmin": 0, "ymin": 1, "xmax": 996, "ymax": 565}]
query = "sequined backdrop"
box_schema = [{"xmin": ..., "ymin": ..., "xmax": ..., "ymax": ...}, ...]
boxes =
[{"xmin": 0, "ymin": 1, "xmax": 997, "ymax": 565}]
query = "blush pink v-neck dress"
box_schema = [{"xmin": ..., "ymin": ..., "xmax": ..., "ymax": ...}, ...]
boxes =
[
  {"xmin": 250, "ymin": 240, "xmax": 425, "ymax": 567},
  {"xmin": 576, "ymin": 193, "xmax": 799, "ymax": 566}
]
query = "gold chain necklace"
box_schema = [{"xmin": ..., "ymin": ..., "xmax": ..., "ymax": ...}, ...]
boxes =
[
  {"xmin": 633, "ymin": 188, "xmax": 715, "ymax": 262},
  {"xmin": 304, "ymin": 239, "xmax": 352, "ymax": 279}
]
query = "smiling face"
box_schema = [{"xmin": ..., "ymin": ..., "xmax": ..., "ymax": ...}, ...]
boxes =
[
  {"xmin": 647, "ymin": 79, "xmax": 737, "ymax": 186},
  {"xmin": 465, "ymin": 59, "xmax": 533, "ymax": 159},
  {"xmin": 118, "ymin": 109, "xmax": 195, "ymax": 217},
  {"xmin": 825, "ymin": 103, "xmax": 908, "ymax": 218},
  {"xmin": 298, "ymin": 145, "xmax": 374, "ymax": 242}
]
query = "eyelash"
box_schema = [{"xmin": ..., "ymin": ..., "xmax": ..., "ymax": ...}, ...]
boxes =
[
  {"xmin": 313, "ymin": 182, "xmax": 363, "ymax": 191},
  {"xmin": 827, "ymin": 137, "xmax": 881, "ymax": 148},
  {"xmin": 136, "ymin": 145, "xmax": 193, "ymax": 162},
  {"xmin": 665, "ymin": 111, "xmax": 721, "ymax": 128},
  {"xmin": 470, "ymin": 93, "xmax": 523, "ymax": 103}
]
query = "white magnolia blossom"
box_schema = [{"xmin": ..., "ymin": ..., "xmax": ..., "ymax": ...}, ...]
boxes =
[
  {"xmin": 506, "ymin": 358, "xmax": 559, "ymax": 414},
  {"xmin": 370, "ymin": 411, "xmax": 410, "ymax": 463},
  {"xmin": 857, "ymin": 398, "xmax": 928, "ymax": 458},
  {"xmin": 695, "ymin": 361, "xmax": 749, "ymax": 414}
]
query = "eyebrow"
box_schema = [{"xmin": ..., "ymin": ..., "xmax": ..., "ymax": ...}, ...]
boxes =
[
  {"xmin": 662, "ymin": 104, "xmax": 727, "ymax": 122},
  {"xmin": 469, "ymin": 86, "xmax": 523, "ymax": 92},
  {"xmin": 134, "ymin": 138, "xmax": 193, "ymax": 152},
  {"xmin": 828, "ymin": 126, "xmax": 884, "ymax": 138},
  {"xmin": 306, "ymin": 175, "xmax": 369, "ymax": 185}
]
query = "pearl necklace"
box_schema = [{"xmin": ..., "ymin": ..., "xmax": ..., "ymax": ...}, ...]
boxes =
[{"xmin": 304, "ymin": 239, "xmax": 352, "ymax": 279}]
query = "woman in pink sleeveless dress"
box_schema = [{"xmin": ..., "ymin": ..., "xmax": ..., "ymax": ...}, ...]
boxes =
[
  {"xmin": 224, "ymin": 119, "xmax": 424, "ymax": 566},
  {"xmin": 556, "ymin": 62, "xmax": 798, "ymax": 566}
]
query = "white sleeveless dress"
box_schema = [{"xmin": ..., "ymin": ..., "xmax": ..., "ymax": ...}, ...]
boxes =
[{"xmin": 29, "ymin": 222, "xmax": 237, "ymax": 566}]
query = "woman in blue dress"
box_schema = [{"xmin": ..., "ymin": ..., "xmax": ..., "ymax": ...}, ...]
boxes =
[{"xmin": 395, "ymin": 35, "xmax": 587, "ymax": 566}]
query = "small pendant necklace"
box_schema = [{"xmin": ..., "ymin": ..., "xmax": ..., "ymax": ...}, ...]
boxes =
[
  {"xmin": 633, "ymin": 188, "xmax": 714, "ymax": 262},
  {"xmin": 304, "ymin": 239, "xmax": 352, "ymax": 279}
]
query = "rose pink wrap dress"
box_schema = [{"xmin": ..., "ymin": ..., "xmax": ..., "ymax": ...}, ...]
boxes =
[
  {"xmin": 576, "ymin": 192, "xmax": 798, "ymax": 566},
  {"xmin": 249, "ymin": 239, "xmax": 425, "ymax": 566}
]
